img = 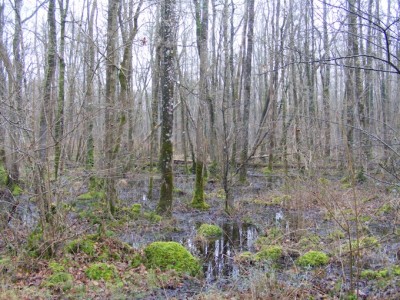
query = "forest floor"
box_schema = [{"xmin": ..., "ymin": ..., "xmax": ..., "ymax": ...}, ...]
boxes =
[{"xmin": 0, "ymin": 165, "xmax": 399, "ymax": 299}]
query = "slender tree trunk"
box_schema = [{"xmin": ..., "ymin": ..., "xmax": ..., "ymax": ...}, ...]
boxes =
[
  {"xmin": 192, "ymin": 0, "xmax": 210, "ymax": 209},
  {"xmin": 104, "ymin": 0, "xmax": 119, "ymax": 216},
  {"xmin": 85, "ymin": 0, "xmax": 97, "ymax": 171},
  {"xmin": 157, "ymin": 0, "xmax": 176, "ymax": 216},
  {"xmin": 54, "ymin": 0, "xmax": 69, "ymax": 179},
  {"xmin": 322, "ymin": 0, "xmax": 331, "ymax": 157},
  {"xmin": 239, "ymin": 0, "xmax": 255, "ymax": 182}
]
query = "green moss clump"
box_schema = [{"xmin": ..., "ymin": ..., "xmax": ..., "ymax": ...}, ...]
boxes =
[
  {"xmin": 255, "ymin": 245, "xmax": 283, "ymax": 261},
  {"xmin": 85, "ymin": 262, "xmax": 117, "ymax": 281},
  {"xmin": 361, "ymin": 269, "xmax": 389, "ymax": 280},
  {"xmin": 297, "ymin": 250, "xmax": 329, "ymax": 267},
  {"xmin": 65, "ymin": 237, "xmax": 96, "ymax": 256},
  {"xmin": 43, "ymin": 272, "xmax": 73, "ymax": 290},
  {"xmin": 144, "ymin": 241, "xmax": 201, "ymax": 276},
  {"xmin": 11, "ymin": 184, "xmax": 23, "ymax": 196},
  {"xmin": 197, "ymin": 224, "xmax": 223, "ymax": 239},
  {"xmin": 130, "ymin": 203, "xmax": 141, "ymax": 216},
  {"xmin": 77, "ymin": 191, "xmax": 105, "ymax": 200}
]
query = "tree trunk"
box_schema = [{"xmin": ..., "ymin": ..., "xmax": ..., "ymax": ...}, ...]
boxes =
[
  {"xmin": 239, "ymin": 0, "xmax": 255, "ymax": 182},
  {"xmin": 104, "ymin": 0, "xmax": 119, "ymax": 216},
  {"xmin": 191, "ymin": 0, "xmax": 210, "ymax": 210},
  {"xmin": 157, "ymin": 0, "xmax": 176, "ymax": 216},
  {"xmin": 54, "ymin": 0, "xmax": 69, "ymax": 179}
]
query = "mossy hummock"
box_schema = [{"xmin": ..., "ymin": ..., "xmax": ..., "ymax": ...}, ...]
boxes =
[
  {"xmin": 144, "ymin": 241, "xmax": 201, "ymax": 276},
  {"xmin": 197, "ymin": 224, "xmax": 223, "ymax": 240},
  {"xmin": 297, "ymin": 250, "xmax": 329, "ymax": 267}
]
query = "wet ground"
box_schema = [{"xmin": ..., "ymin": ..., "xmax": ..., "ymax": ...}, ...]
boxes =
[{"xmin": 3, "ymin": 167, "xmax": 400, "ymax": 299}]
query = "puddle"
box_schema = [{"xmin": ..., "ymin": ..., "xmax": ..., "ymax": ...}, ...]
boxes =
[{"xmin": 183, "ymin": 222, "xmax": 258, "ymax": 283}]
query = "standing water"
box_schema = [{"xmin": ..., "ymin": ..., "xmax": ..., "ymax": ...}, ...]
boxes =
[{"xmin": 183, "ymin": 222, "xmax": 258, "ymax": 283}]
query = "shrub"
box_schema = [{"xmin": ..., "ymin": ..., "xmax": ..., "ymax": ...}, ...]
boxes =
[
  {"xmin": 297, "ymin": 250, "xmax": 329, "ymax": 267},
  {"xmin": 144, "ymin": 241, "xmax": 201, "ymax": 276}
]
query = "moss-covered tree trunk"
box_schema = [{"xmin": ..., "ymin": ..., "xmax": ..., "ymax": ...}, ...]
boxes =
[
  {"xmin": 54, "ymin": 0, "xmax": 69, "ymax": 179},
  {"xmin": 157, "ymin": 0, "xmax": 176, "ymax": 216},
  {"xmin": 104, "ymin": 0, "xmax": 119, "ymax": 216},
  {"xmin": 191, "ymin": 0, "xmax": 209, "ymax": 210},
  {"xmin": 85, "ymin": 0, "xmax": 97, "ymax": 171}
]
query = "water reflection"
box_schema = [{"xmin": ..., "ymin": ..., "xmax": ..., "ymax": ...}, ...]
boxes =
[{"xmin": 186, "ymin": 222, "xmax": 258, "ymax": 283}]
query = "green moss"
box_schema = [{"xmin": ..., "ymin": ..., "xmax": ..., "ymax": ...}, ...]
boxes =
[
  {"xmin": 234, "ymin": 251, "xmax": 255, "ymax": 264},
  {"xmin": 49, "ymin": 262, "xmax": 65, "ymax": 273},
  {"xmin": 197, "ymin": 224, "xmax": 223, "ymax": 239},
  {"xmin": 65, "ymin": 237, "xmax": 96, "ymax": 256},
  {"xmin": 297, "ymin": 250, "xmax": 329, "ymax": 267},
  {"xmin": 392, "ymin": 265, "xmax": 400, "ymax": 276},
  {"xmin": 143, "ymin": 211, "xmax": 162, "ymax": 223},
  {"xmin": 11, "ymin": 184, "xmax": 23, "ymax": 196},
  {"xmin": 262, "ymin": 167, "xmax": 273, "ymax": 176},
  {"xmin": 130, "ymin": 253, "xmax": 143, "ymax": 268},
  {"xmin": 144, "ymin": 241, "xmax": 201, "ymax": 276},
  {"xmin": 191, "ymin": 161, "xmax": 210, "ymax": 210},
  {"xmin": 298, "ymin": 234, "xmax": 322, "ymax": 251},
  {"xmin": 131, "ymin": 203, "xmax": 141, "ymax": 215},
  {"xmin": 255, "ymin": 245, "xmax": 283, "ymax": 261},
  {"xmin": 26, "ymin": 227, "xmax": 44, "ymax": 257},
  {"xmin": 85, "ymin": 262, "xmax": 117, "ymax": 281},
  {"xmin": 271, "ymin": 195, "xmax": 291, "ymax": 205},
  {"xmin": 43, "ymin": 272, "xmax": 73, "ymax": 290},
  {"xmin": 318, "ymin": 178, "xmax": 330, "ymax": 185},
  {"xmin": 77, "ymin": 191, "xmax": 105, "ymax": 200},
  {"xmin": 361, "ymin": 269, "xmax": 389, "ymax": 280},
  {"xmin": 328, "ymin": 230, "xmax": 345, "ymax": 240},
  {"xmin": 361, "ymin": 236, "xmax": 380, "ymax": 249},
  {"xmin": 0, "ymin": 164, "xmax": 8, "ymax": 186},
  {"xmin": 378, "ymin": 203, "xmax": 393, "ymax": 214}
]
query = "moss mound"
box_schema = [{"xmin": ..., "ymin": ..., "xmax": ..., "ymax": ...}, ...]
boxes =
[
  {"xmin": 144, "ymin": 241, "xmax": 201, "ymax": 276},
  {"xmin": 297, "ymin": 250, "xmax": 329, "ymax": 267},
  {"xmin": 198, "ymin": 224, "xmax": 223, "ymax": 240},
  {"xmin": 255, "ymin": 245, "xmax": 283, "ymax": 262}
]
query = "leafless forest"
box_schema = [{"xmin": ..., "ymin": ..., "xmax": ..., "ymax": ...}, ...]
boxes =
[{"xmin": 0, "ymin": 0, "xmax": 399, "ymax": 298}]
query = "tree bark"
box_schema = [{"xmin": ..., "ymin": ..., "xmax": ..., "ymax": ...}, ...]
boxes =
[{"xmin": 157, "ymin": 0, "xmax": 176, "ymax": 216}]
